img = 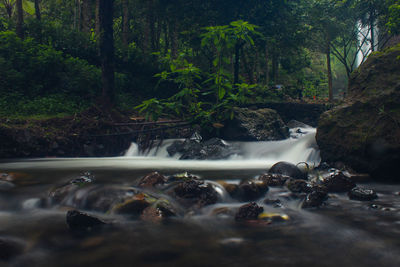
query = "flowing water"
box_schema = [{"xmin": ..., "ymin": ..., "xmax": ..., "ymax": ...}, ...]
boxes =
[{"xmin": 0, "ymin": 128, "xmax": 399, "ymax": 267}]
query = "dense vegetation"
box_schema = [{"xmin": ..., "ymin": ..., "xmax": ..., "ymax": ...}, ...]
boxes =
[{"xmin": 0, "ymin": 0, "xmax": 399, "ymax": 125}]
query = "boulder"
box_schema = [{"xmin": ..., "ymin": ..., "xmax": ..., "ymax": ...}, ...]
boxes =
[
  {"xmin": 269, "ymin": 161, "xmax": 307, "ymax": 180},
  {"xmin": 173, "ymin": 179, "xmax": 219, "ymax": 208},
  {"xmin": 321, "ymin": 169, "xmax": 356, "ymax": 193},
  {"xmin": 316, "ymin": 44, "xmax": 400, "ymax": 180},
  {"xmin": 236, "ymin": 180, "xmax": 269, "ymax": 201},
  {"xmin": 137, "ymin": 172, "xmax": 166, "ymax": 188},
  {"xmin": 66, "ymin": 210, "xmax": 106, "ymax": 232},
  {"xmin": 221, "ymin": 107, "xmax": 289, "ymax": 141},
  {"xmin": 259, "ymin": 173, "xmax": 290, "ymax": 186},
  {"xmin": 348, "ymin": 187, "xmax": 378, "ymax": 201},
  {"xmin": 302, "ymin": 190, "xmax": 328, "ymax": 208},
  {"xmin": 234, "ymin": 202, "xmax": 264, "ymax": 222},
  {"xmin": 166, "ymin": 137, "xmax": 239, "ymax": 160}
]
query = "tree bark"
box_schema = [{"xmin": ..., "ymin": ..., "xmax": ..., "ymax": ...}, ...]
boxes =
[
  {"xmin": 98, "ymin": 0, "xmax": 115, "ymax": 106},
  {"xmin": 170, "ymin": 19, "xmax": 178, "ymax": 58},
  {"xmin": 81, "ymin": 0, "xmax": 92, "ymax": 33},
  {"xmin": 326, "ymin": 40, "xmax": 333, "ymax": 102},
  {"xmin": 95, "ymin": 0, "xmax": 100, "ymax": 36},
  {"xmin": 34, "ymin": 0, "xmax": 41, "ymax": 21},
  {"xmin": 272, "ymin": 53, "xmax": 279, "ymax": 84},
  {"xmin": 264, "ymin": 44, "xmax": 269, "ymax": 85},
  {"xmin": 122, "ymin": 0, "xmax": 129, "ymax": 47},
  {"xmin": 16, "ymin": 0, "xmax": 24, "ymax": 39}
]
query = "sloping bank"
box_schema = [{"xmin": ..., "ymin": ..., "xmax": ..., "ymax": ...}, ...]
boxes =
[{"xmin": 316, "ymin": 44, "xmax": 400, "ymax": 181}]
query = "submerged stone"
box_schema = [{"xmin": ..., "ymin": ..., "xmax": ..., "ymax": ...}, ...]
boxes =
[
  {"xmin": 286, "ymin": 179, "xmax": 312, "ymax": 193},
  {"xmin": 237, "ymin": 180, "xmax": 269, "ymax": 201},
  {"xmin": 66, "ymin": 210, "xmax": 106, "ymax": 232},
  {"xmin": 138, "ymin": 172, "xmax": 166, "ymax": 188},
  {"xmin": 235, "ymin": 202, "xmax": 264, "ymax": 222},
  {"xmin": 302, "ymin": 190, "xmax": 328, "ymax": 208},
  {"xmin": 174, "ymin": 179, "xmax": 218, "ymax": 207},
  {"xmin": 321, "ymin": 170, "xmax": 356, "ymax": 193},
  {"xmin": 348, "ymin": 187, "xmax": 378, "ymax": 201},
  {"xmin": 258, "ymin": 173, "xmax": 290, "ymax": 186},
  {"xmin": 269, "ymin": 161, "xmax": 306, "ymax": 180}
]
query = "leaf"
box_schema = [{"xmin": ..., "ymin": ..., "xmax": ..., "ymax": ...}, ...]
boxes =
[{"xmin": 23, "ymin": 0, "xmax": 35, "ymax": 15}]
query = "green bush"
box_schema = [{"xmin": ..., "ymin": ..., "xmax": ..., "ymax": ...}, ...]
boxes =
[{"xmin": 0, "ymin": 31, "xmax": 101, "ymax": 99}]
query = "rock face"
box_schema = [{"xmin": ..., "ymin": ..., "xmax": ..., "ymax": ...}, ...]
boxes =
[
  {"xmin": 221, "ymin": 107, "xmax": 289, "ymax": 141},
  {"xmin": 317, "ymin": 45, "xmax": 400, "ymax": 180},
  {"xmin": 167, "ymin": 137, "xmax": 239, "ymax": 160}
]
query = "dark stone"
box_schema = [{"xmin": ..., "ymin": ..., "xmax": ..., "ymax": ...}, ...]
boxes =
[
  {"xmin": 348, "ymin": 187, "xmax": 378, "ymax": 201},
  {"xmin": 286, "ymin": 179, "xmax": 312, "ymax": 193},
  {"xmin": 258, "ymin": 173, "xmax": 290, "ymax": 186},
  {"xmin": 174, "ymin": 180, "xmax": 218, "ymax": 207},
  {"xmin": 316, "ymin": 44, "xmax": 400, "ymax": 181},
  {"xmin": 66, "ymin": 210, "xmax": 106, "ymax": 232},
  {"xmin": 264, "ymin": 198, "xmax": 282, "ymax": 208},
  {"xmin": 70, "ymin": 171, "xmax": 95, "ymax": 185},
  {"xmin": 166, "ymin": 137, "xmax": 238, "ymax": 160},
  {"xmin": 237, "ymin": 180, "xmax": 269, "ymax": 201},
  {"xmin": 221, "ymin": 107, "xmax": 289, "ymax": 141},
  {"xmin": 0, "ymin": 238, "xmax": 24, "ymax": 261},
  {"xmin": 321, "ymin": 170, "xmax": 356, "ymax": 193},
  {"xmin": 112, "ymin": 198, "xmax": 150, "ymax": 215},
  {"xmin": 269, "ymin": 161, "xmax": 306, "ymax": 180},
  {"xmin": 235, "ymin": 202, "xmax": 264, "ymax": 222},
  {"xmin": 302, "ymin": 190, "xmax": 328, "ymax": 208},
  {"xmin": 138, "ymin": 172, "xmax": 166, "ymax": 188}
]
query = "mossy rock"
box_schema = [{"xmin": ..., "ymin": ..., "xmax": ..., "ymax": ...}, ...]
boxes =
[{"xmin": 317, "ymin": 44, "xmax": 400, "ymax": 181}]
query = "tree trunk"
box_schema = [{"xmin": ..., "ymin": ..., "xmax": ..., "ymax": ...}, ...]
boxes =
[
  {"xmin": 163, "ymin": 20, "xmax": 169, "ymax": 55},
  {"xmin": 122, "ymin": 0, "xmax": 129, "ymax": 47},
  {"xmin": 16, "ymin": 0, "xmax": 24, "ymax": 39},
  {"xmin": 264, "ymin": 44, "xmax": 269, "ymax": 85},
  {"xmin": 95, "ymin": 0, "xmax": 100, "ymax": 36},
  {"xmin": 272, "ymin": 53, "xmax": 279, "ymax": 84},
  {"xmin": 98, "ymin": 0, "xmax": 115, "ymax": 106},
  {"xmin": 370, "ymin": 9, "xmax": 375, "ymax": 52},
  {"xmin": 170, "ymin": 19, "xmax": 178, "ymax": 59},
  {"xmin": 34, "ymin": 0, "xmax": 41, "ymax": 21},
  {"xmin": 326, "ymin": 40, "xmax": 333, "ymax": 102},
  {"xmin": 81, "ymin": 0, "xmax": 91, "ymax": 33}
]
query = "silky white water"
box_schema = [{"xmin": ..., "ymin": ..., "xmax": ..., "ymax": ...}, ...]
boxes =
[{"xmin": 0, "ymin": 127, "xmax": 320, "ymax": 171}]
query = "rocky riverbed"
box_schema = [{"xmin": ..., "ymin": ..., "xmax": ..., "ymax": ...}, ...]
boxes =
[{"xmin": 0, "ymin": 160, "xmax": 399, "ymax": 267}]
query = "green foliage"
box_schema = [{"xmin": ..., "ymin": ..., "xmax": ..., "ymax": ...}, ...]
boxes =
[
  {"xmin": 0, "ymin": 31, "xmax": 101, "ymax": 99},
  {"xmin": 0, "ymin": 93, "xmax": 88, "ymax": 117},
  {"xmin": 387, "ymin": 1, "xmax": 400, "ymax": 34}
]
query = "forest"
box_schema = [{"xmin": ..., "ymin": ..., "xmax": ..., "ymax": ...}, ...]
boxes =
[
  {"xmin": 0, "ymin": 0, "xmax": 398, "ymax": 125},
  {"xmin": 1, "ymin": 1, "xmax": 400, "ymax": 266}
]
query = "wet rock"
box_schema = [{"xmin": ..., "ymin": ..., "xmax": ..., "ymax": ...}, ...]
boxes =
[
  {"xmin": 258, "ymin": 173, "xmax": 290, "ymax": 186},
  {"xmin": 138, "ymin": 172, "xmax": 166, "ymax": 188},
  {"xmin": 174, "ymin": 180, "xmax": 218, "ymax": 207},
  {"xmin": 264, "ymin": 198, "xmax": 283, "ymax": 208},
  {"xmin": 0, "ymin": 238, "xmax": 24, "ymax": 261},
  {"xmin": 287, "ymin": 120, "xmax": 312, "ymax": 129},
  {"xmin": 237, "ymin": 180, "xmax": 269, "ymax": 201},
  {"xmin": 316, "ymin": 44, "xmax": 400, "ymax": 181},
  {"xmin": 221, "ymin": 107, "xmax": 289, "ymax": 141},
  {"xmin": 217, "ymin": 181, "xmax": 239, "ymax": 197},
  {"xmin": 0, "ymin": 180, "xmax": 15, "ymax": 191},
  {"xmin": 258, "ymin": 212, "xmax": 290, "ymax": 223},
  {"xmin": 70, "ymin": 171, "xmax": 95, "ymax": 185},
  {"xmin": 111, "ymin": 193, "xmax": 151, "ymax": 215},
  {"xmin": 286, "ymin": 179, "xmax": 312, "ymax": 193},
  {"xmin": 235, "ymin": 202, "xmax": 264, "ymax": 222},
  {"xmin": 269, "ymin": 161, "xmax": 307, "ymax": 180},
  {"xmin": 321, "ymin": 169, "xmax": 356, "ymax": 193},
  {"xmin": 348, "ymin": 187, "xmax": 378, "ymax": 201},
  {"xmin": 302, "ymin": 190, "xmax": 328, "ymax": 208},
  {"xmin": 167, "ymin": 137, "xmax": 238, "ymax": 160},
  {"xmin": 66, "ymin": 210, "xmax": 106, "ymax": 232}
]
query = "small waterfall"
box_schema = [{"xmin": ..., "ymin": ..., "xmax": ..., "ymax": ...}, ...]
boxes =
[{"xmin": 124, "ymin": 126, "xmax": 320, "ymax": 168}]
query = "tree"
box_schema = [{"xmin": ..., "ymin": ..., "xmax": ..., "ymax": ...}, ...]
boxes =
[
  {"xmin": 98, "ymin": 0, "xmax": 115, "ymax": 106},
  {"xmin": 16, "ymin": 0, "xmax": 23, "ymax": 38},
  {"xmin": 34, "ymin": 0, "xmax": 40, "ymax": 20}
]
